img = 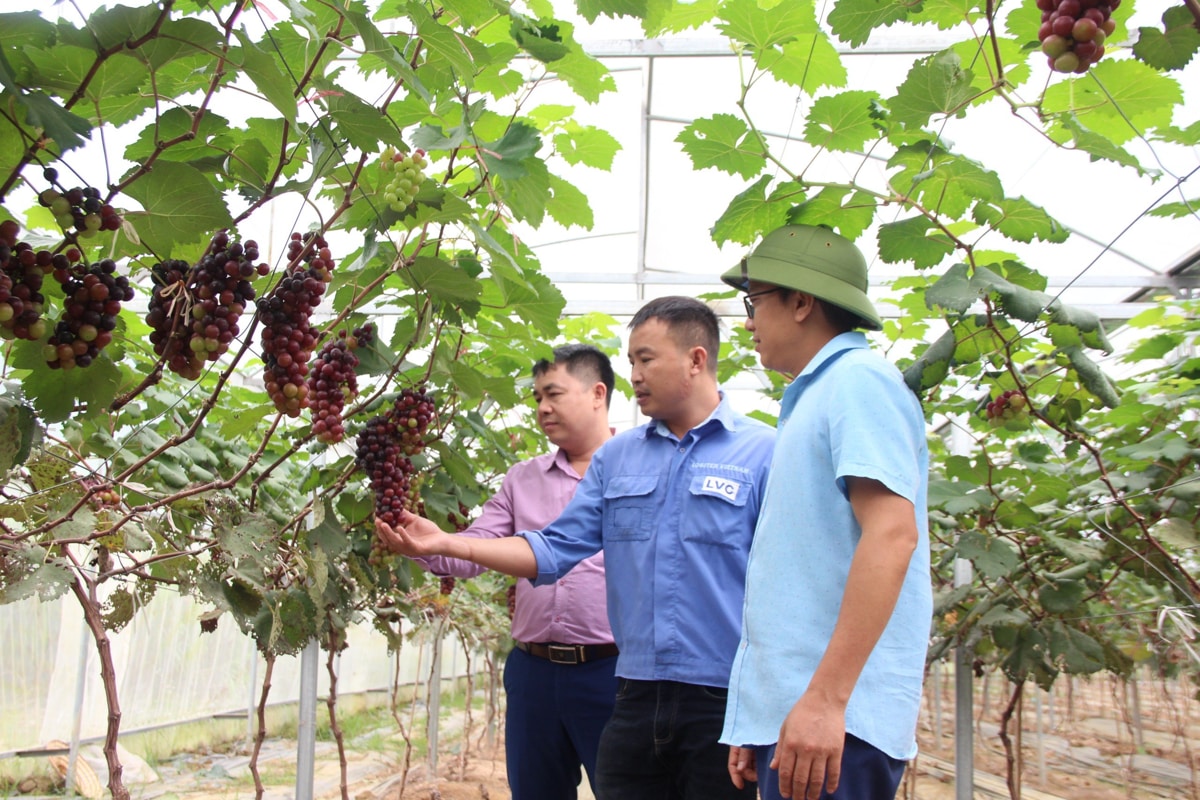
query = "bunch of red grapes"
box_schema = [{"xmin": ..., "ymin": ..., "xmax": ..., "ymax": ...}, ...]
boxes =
[
  {"xmin": 37, "ymin": 169, "xmax": 122, "ymax": 239},
  {"xmin": 308, "ymin": 323, "xmax": 374, "ymax": 444},
  {"xmin": 355, "ymin": 387, "xmax": 437, "ymax": 535},
  {"xmin": 985, "ymin": 389, "xmax": 1029, "ymax": 427},
  {"xmin": 259, "ymin": 232, "xmax": 335, "ymax": 417},
  {"xmin": 1037, "ymin": 0, "xmax": 1118, "ymax": 74},
  {"xmin": 146, "ymin": 233, "xmax": 267, "ymax": 380},
  {"xmin": 45, "ymin": 257, "xmax": 134, "ymax": 369},
  {"xmin": 0, "ymin": 220, "xmax": 50, "ymax": 342}
]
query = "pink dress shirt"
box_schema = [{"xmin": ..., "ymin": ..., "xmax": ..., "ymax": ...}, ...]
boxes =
[{"xmin": 414, "ymin": 448, "xmax": 613, "ymax": 645}]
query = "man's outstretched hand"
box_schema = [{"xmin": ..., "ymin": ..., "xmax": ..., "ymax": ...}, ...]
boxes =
[{"xmin": 375, "ymin": 509, "xmax": 452, "ymax": 558}]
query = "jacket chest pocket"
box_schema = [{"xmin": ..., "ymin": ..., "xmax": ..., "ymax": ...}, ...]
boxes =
[
  {"xmin": 603, "ymin": 475, "xmax": 659, "ymax": 541},
  {"xmin": 682, "ymin": 472, "xmax": 753, "ymax": 549}
]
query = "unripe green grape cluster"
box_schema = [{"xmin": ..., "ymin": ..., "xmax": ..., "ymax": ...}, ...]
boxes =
[
  {"xmin": 1037, "ymin": 0, "xmax": 1118, "ymax": 74},
  {"xmin": 379, "ymin": 147, "xmax": 428, "ymax": 212}
]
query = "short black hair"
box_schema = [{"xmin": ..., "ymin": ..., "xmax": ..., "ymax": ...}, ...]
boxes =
[
  {"xmin": 628, "ymin": 296, "xmax": 720, "ymax": 375},
  {"xmin": 533, "ymin": 343, "xmax": 615, "ymax": 408}
]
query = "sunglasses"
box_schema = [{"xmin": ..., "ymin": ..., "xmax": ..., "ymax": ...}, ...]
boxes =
[{"xmin": 742, "ymin": 288, "xmax": 781, "ymax": 319}]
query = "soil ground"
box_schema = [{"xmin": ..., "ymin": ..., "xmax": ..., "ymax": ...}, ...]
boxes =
[{"xmin": 13, "ymin": 674, "xmax": 1199, "ymax": 800}]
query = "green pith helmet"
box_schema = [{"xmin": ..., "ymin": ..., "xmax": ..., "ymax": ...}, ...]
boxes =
[{"xmin": 721, "ymin": 224, "xmax": 882, "ymax": 331}]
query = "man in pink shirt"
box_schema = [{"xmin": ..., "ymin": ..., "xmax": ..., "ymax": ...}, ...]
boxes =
[{"xmin": 409, "ymin": 344, "xmax": 617, "ymax": 800}]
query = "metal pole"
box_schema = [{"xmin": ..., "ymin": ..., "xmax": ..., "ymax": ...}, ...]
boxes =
[
  {"xmin": 953, "ymin": 561, "xmax": 974, "ymax": 800},
  {"xmin": 427, "ymin": 623, "xmax": 444, "ymax": 775},
  {"xmin": 295, "ymin": 639, "xmax": 320, "ymax": 800},
  {"xmin": 949, "ymin": 420, "xmax": 975, "ymax": 800}
]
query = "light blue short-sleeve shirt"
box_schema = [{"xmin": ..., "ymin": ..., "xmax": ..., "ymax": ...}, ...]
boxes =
[{"xmin": 721, "ymin": 332, "xmax": 932, "ymax": 760}]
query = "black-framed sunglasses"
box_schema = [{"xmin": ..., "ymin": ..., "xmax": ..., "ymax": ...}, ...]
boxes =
[{"xmin": 742, "ymin": 288, "xmax": 780, "ymax": 319}]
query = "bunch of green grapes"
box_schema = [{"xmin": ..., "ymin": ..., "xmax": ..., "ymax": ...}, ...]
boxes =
[{"xmin": 379, "ymin": 147, "xmax": 428, "ymax": 212}]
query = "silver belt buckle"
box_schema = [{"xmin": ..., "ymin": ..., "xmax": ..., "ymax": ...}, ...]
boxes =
[{"xmin": 548, "ymin": 645, "xmax": 580, "ymax": 664}]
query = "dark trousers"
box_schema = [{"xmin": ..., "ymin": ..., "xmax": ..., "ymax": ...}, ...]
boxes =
[
  {"xmin": 754, "ymin": 734, "xmax": 907, "ymax": 800},
  {"xmin": 594, "ymin": 678, "xmax": 757, "ymax": 800},
  {"xmin": 503, "ymin": 645, "xmax": 618, "ymax": 800}
]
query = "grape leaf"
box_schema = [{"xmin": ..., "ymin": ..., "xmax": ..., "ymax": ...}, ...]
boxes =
[
  {"xmin": 973, "ymin": 197, "xmax": 1070, "ymax": 244},
  {"xmin": 0, "ymin": 395, "xmax": 42, "ymax": 481},
  {"xmin": 402, "ymin": 256, "xmax": 484, "ymax": 306},
  {"xmin": 1063, "ymin": 345, "xmax": 1121, "ymax": 408},
  {"xmin": 710, "ymin": 175, "xmax": 792, "ymax": 247},
  {"xmin": 802, "ymin": 91, "xmax": 881, "ymax": 152},
  {"xmin": 510, "ymin": 18, "xmax": 571, "ymax": 63},
  {"xmin": 877, "ymin": 216, "xmax": 955, "ymax": 268},
  {"xmin": 0, "ymin": 558, "xmax": 73, "ymax": 604},
  {"xmin": 644, "ymin": 0, "xmax": 721, "ymax": 35},
  {"xmin": 323, "ymin": 89, "xmax": 399, "ymax": 153},
  {"xmin": 497, "ymin": 157, "xmax": 551, "ymax": 225},
  {"xmin": 889, "ymin": 51, "xmax": 975, "ymax": 129},
  {"xmin": 121, "ymin": 161, "xmax": 232, "ymax": 258},
  {"xmin": 406, "ymin": 1, "xmax": 491, "ymax": 86},
  {"xmin": 546, "ymin": 172, "xmax": 594, "ymax": 230},
  {"xmin": 676, "ymin": 114, "xmax": 766, "ymax": 180},
  {"xmin": 716, "ymin": 0, "xmax": 819, "ymax": 52},
  {"xmin": 553, "ymin": 125, "xmax": 621, "ymax": 169},
  {"xmin": 12, "ymin": 90, "xmax": 93, "ymax": 153},
  {"xmin": 482, "ymin": 122, "xmax": 542, "ymax": 179},
  {"xmin": 1133, "ymin": 7, "xmax": 1200, "ymax": 71},
  {"xmin": 741, "ymin": 27, "xmax": 843, "ymax": 94},
  {"xmin": 1149, "ymin": 199, "xmax": 1200, "ymax": 218},
  {"xmin": 957, "ymin": 529, "xmax": 1021, "ymax": 580},
  {"xmin": 547, "ymin": 47, "xmax": 616, "ymax": 104},
  {"xmin": 8, "ymin": 342, "xmax": 122, "ymax": 423},
  {"xmin": 1048, "ymin": 620, "xmax": 1106, "ymax": 674},
  {"xmin": 234, "ymin": 31, "xmax": 298, "ymax": 127},
  {"xmin": 903, "ymin": 327, "xmax": 957, "ymax": 393},
  {"xmin": 1044, "ymin": 59, "xmax": 1182, "ymax": 145},
  {"xmin": 826, "ymin": 0, "xmax": 913, "ymax": 46},
  {"xmin": 344, "ymin": 8, "xmax": 423, "ymax": 91},
  {"xmin": 575, "ymin": 0, "xmax": 649, "ymax": 22},
  {"xmin": 790, "ymin": 186, "xmax": 876, "ymax": 241}
]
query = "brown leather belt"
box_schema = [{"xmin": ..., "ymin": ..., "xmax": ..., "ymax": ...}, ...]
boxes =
[{"xmin": 513, "ymin": 640, "xmax": 619, "ymax": 665}]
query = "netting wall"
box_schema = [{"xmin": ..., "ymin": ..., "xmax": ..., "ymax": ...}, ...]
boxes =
[{"xmin": 0, "ymin": 590, "xmax": 468, "ymax": 757}]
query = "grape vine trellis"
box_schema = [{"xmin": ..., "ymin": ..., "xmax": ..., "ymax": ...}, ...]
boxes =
[{"xmin": 0, "ymin": 0, "xmax": 1197, "ymax": 798}]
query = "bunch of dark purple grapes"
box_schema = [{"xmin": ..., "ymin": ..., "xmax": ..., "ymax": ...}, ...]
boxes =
[
  {"xmin": 308, "ymin": 323, "xmax": 374, "ymax": 443},
  {"xmin": 355, "ymin": 387, "xmax": 437, "ymax": 531},
  {"xmin": 259, "ymin": 232, "xmax": 335, "ymax": 417},
  {"xmin": 45, "ymin": 258, "xmax": 133, "ymax": 369},
  {"xmin": 145, "ymin": 233, "xmax": 267, "ymax": 380},
  {"xmin": 37, "ymin": 168, "xmax": 122, "ymax": 239},
  {"xmin": 0, "ymin": 220, "xmax": 51, "ymax": 342}
]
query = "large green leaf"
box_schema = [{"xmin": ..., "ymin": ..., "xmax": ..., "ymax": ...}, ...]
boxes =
[
  {"xmin": 1133, "ymin": 7, "xmax": 1200, "ymax": 72},
  {"xmin": 760, "ymin": 32, "xmax": 847, "ymax": 94},
  {"xmin": 546, "ymin": 172, "xmax": 594, "ymax": 229},
  {"xmin": 482, "ymin": 122, "xmax": 542, "ymax": 179},
  {"xmin": 553, "ymin": 125, "xmax": 621, "ymax": 169},
  {"xmin": 956, "ymin": 529, "xmax": 1021, "ymax": 580},
  {"xmin": 710, "ymin": 175, "xmax": 791, "ymax": 246},
  {"xmin": 675, "ymin": 113, "xmax": 766, "ymax": 179},
  {"xmin": 802, "ymin": 91, "xmax": 881, "ymax": 152},
  {"xmin": 972, "ymin": 197, "xmax": 1070, "ymax": 244},
  {"xmin": 877, "ymin": 216, "xmax": 955, "ymax": 268},
  {"xmin": 0, "ymin": 394, "xmax": 42, "ymax": 481},
  {"xmin": 1043, "ymin": 59, "xmax": 1183, "ymax": 144},
  {"xmin": 827, "ymin": 0, "xmax": 913, "ymax": 47},
  {"xmin": 234, "ymin": 31, "xmax": 298, "ymax": 127},
  {"xmin": 324, "ymin": 89, "xmax": 400, "ymax": 153},
  {"xmin": 716, "ymin": 0, "xmax": 818, "ymax": 51},
  {"xmin": 888, "ymin": 50, "xmax": 975, "ymax": 129},
  {"xmin": 121, "ymin": 161, "xmax": 232, "ymax": 257}
]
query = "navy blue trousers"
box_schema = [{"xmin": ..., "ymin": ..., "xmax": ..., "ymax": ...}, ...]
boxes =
[
  {"xmin": 754, "ymin": 734, "xmax": 907, "ymax": 800},
  {"xmin": 503, "ymin": 645, "xmax": 618, "ymax": 800},
  {"xmin": 594, "ymin": 678, "xmax": 757, "ymax": 800}
]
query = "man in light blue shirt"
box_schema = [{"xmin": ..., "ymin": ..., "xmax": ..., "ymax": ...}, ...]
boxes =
[
  {"xmin": 379, "ymin": 296, "xmax": 775, "ymax": 800},
  {"xmin": 720, "ymin": 226, "xmax": 931, "ymax": 800}
]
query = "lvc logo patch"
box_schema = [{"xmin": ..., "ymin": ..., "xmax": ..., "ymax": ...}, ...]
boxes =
[{"xmin": 701, "ymin": 475, "xmax": 741, "ymax": 501}]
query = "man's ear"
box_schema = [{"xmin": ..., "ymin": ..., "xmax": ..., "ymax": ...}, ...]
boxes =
[
  {"xmin": 792, "ymin": 291, "xmax": 817, "ymax": 322},
  {"xmin": 592, "ymin": 381, "xmax": 607, "ymax": 407},
  {"xmin": 688, "ymin": 344, "xmax": 708, "ymax": 375}
]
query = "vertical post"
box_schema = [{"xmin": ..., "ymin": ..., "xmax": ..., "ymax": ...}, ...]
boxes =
[
  {"xmin": 932, "ymin": 660, "xmax": 943, "ymax": 743},
  {"xmin": 949, "ymin": 419, "xmax": 975, "ymax": 800},
  {"xmin": 426, "ymin": 622, "xmax": 444, "ymax": 774},
  {"xmin": 295, "ymin": 639, "xmax": 320, "ymax": 800},
  {"xmin": 1036, "ymin": 688, "xmax": 1046, "ymax": 787}
]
